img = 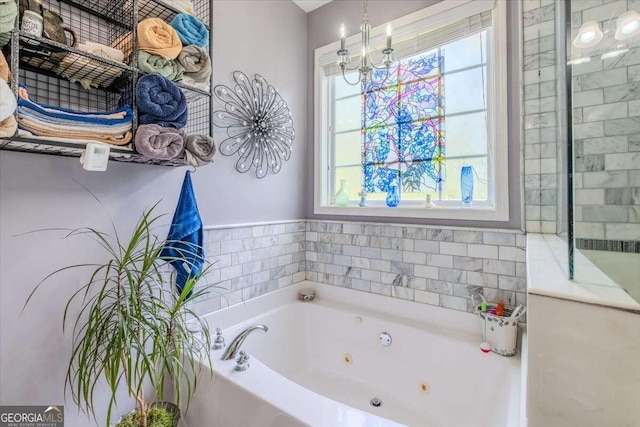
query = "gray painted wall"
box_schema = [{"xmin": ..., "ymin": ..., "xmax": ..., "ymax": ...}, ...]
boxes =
[
  {"xmin": 305, "ymin": 0, "xmax": 523, "ymax": 229},
  {"xmin": 0, "ymin": 1, "xmax": 306, "ymax": 425}
]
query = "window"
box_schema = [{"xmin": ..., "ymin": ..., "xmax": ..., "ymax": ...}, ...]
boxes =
[{"xmin": 314, "ymin": 0, "xmax": 509, "ymax": 221}]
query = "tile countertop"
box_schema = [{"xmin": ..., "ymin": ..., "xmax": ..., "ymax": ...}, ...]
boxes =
[{"xmin": 526, "ymin": 234, "xmax": 640, "ymax": 312}]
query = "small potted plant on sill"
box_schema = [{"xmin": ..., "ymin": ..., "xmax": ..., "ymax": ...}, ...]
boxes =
[{"xmin": 26, "ymin": 204, "xmax": 214, "ymax": 427}]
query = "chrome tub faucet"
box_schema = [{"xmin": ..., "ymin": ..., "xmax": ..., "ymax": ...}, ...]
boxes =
[{"xmin": 220, "ymin": 324, "xmax": 268, "ymax": 361}]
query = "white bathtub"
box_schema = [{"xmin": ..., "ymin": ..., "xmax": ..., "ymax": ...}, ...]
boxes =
[{"xmin": 182, "ymin": 282, "xmax": 523, "ymax": 427}]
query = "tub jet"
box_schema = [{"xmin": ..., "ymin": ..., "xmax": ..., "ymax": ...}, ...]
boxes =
[{"xmin": 370, "ymin": 398, "xmax": 383, "ymax": 407}]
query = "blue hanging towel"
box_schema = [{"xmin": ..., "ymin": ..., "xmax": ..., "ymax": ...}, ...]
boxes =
[{"xmin": 161, "ymin": 171, "xmax": 204, "ymax": 296}]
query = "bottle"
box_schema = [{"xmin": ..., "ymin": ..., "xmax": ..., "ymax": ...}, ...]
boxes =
[
  {"xmin": 496, "ymin": 300, "xmax": 505, "ymax": 317},
  {"xmin": 335, "ymin": 179, "xmax": 350, "ymax": 207},
  {"xmin": 461, "ymin": 166, "xmax": 474, "ymax": 207},
  {"xmin": 358, "ymin": 190, "xmax": 367, "ymax": 207},
  {"xmin": 385, "ymin": 185, "xmax": 399, "ymax": 207}
]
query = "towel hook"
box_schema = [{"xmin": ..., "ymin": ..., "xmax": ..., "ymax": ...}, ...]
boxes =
[{"xmin": 188, "ymin": 165, "xmax": 197, "ymax": 173}]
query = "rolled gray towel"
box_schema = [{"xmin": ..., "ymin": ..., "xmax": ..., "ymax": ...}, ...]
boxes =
[
  {"xmin": 184, "ymin": 134, "xmax": 215, "ymax": 167},
  {"xmin": 134, "ymin": 124, "xmax": 186, "ymax": 159},
  {"xmin": 177, "ymin": 45, "xmax": 211, "ymax": 91}
]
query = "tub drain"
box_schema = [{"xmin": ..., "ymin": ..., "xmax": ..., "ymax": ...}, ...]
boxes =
[{"xmin": 370, "ymin": 397, "xmax": 383, "ymax": 408}]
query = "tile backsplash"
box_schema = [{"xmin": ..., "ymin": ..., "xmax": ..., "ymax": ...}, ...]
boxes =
[
  {"xmin": 192, "ymin": 220, "xmax": 527, "ymax": 316},
  {"xmin": 192, "ymin": 221, "xmax": 307, "ymax": 314},
  {"xmin": 305, "ymin": 221, "xmax": 526, "ymax": 313},
  {"xmin": 522, "ymin": 0, "xmax": 560, "ymax": 235}
]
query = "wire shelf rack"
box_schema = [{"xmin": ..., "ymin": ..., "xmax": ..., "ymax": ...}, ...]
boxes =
[
  {"xmin": 0, "ymin": 136, "xmax": 189, "ymax": 166},
  {"xmin": 19, "ymin": 32, "xmax": 135, "ymax": 91},
  {"xmin": 2, "ymin": 0, "xmax": 212, "ymax": 167},
  {"xmin": 138, "ymin": 0, "xmax": 210, "ymax": 29},
  {"xmin": 58, "ymin": 0, "xmax": 135, "ymax": 28}
]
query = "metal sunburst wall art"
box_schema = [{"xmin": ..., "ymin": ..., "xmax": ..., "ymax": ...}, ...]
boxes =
[{"xmin": 212, "ymin": 71, "xmax": 295, "ymax": 178}]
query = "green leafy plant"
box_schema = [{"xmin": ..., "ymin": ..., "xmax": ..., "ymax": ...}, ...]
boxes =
[{"xmin": 25, "ymin": 203, "xmax": 214, "ymax": 427}]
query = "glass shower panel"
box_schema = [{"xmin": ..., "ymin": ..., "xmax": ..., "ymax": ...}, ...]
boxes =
[{"xmin": 568, "ymin": 0, "xmax": 640, "ymax": 303}]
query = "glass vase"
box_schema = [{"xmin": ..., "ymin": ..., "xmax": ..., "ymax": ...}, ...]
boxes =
[
  {"xmin": 335, "ymin": 179, "xmax": 350, "ymax": 207},
  {"xmin": 461, "ymin": 166, "xmax": 474, "ymax": 207},
  {"xmin": 385, "ymin": 185, "xmax": 400, "ymax": 207}
]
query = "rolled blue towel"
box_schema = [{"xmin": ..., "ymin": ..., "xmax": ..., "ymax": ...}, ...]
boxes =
[
  {"xmin": 170, "ymin": 13, "xmax": 209, "ymax": 48},
  {"xmin": 136, "ymin": 73, "xmax": 187, "ymax": 128}
]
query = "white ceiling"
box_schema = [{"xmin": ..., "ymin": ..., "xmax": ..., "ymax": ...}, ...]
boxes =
[{"xmin": 292, "ymin": 0, "xmax": 333, "ymax": 13}]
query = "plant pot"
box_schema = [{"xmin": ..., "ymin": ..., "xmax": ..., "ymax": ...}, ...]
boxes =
[
  {"xmin": 154, "ymin": 402, "xmax": 180, "ymax": 427},
  {"xmin": 114, "ymin": 402, "xmax": 180, "ymax": 427}
]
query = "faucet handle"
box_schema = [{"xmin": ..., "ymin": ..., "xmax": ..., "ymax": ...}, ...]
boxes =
[
  {"xmin": 212, "ymin": 327, "xmax": 226, "ymax": 350},
  {"xmin": 234, "ymin": 350, "xmax": 250, "ymax": 372}
]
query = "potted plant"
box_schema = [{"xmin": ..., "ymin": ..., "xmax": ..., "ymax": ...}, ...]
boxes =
[{"xmin": 26, "ymin": 204, "xmax": 214, "ymax": 427}]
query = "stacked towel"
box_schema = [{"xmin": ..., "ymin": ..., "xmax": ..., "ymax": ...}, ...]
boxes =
[
  {"xmin": 17, "ymin": 85, "xmax": 133, "ymax": 145},
  {"xmin": 177, "ymin": 45, "xmax": 211, "ymax": 91},
  {"xmin": 0, "ymin": 50, "xmax": 16, "ymax": 138},
  {"xmin": 136, "ymin": 74, "xmax": 187, "ymax": 128},
  {"xmin": 0, "ymin": 0, "xmax": 17, "ymax": 34},
  {"xmin": 134, "ymin": 123, "xmax": 185, "ymax": 159},
  {"xmin": 184, "ymin": 134, "xmax": 215, "ymax": 167},
  {"xmin": 170, "ymin": 14, "xmax": 208, "ymax": 48},
  {"xmin": 138, "ymin": 18, "xmax": 182, "ymax": 60},
  {"xmin": 138, "ymin": 50, "xmax": 184, "ymax": 81}
]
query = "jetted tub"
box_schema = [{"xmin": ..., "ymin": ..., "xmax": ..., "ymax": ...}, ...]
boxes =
[{"xmin": 182, "ymin": 282, "xmax": 523, "ymax": 427}]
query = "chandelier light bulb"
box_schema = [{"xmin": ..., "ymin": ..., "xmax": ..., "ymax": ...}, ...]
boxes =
[
  {"xmin": 622, "ymin": 21, "xmax": 638, "ymax": 34},
  {"xmin": 615, "ymin": 11, "xmax": 640, "ymax": 40},
  {"xmin": 573, "ymin": 21, "xmax": 603, "ymax": 48},
  {"xmin": 580, "ymin": 31, "xmax": 596, "ymax": 43}
]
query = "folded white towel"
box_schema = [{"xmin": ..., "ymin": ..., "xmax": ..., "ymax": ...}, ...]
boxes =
[
  {"xmin": 166, "ymin": 0, "xmax": 194, "ymax": 14},
  {"xmin": 58, "ymin": 53, "xmax": 124, "ymax": 90},
  {"xmin": 0, "ymin": 78, "xmax": 16, "ymax": 122},
  {"xmin": 78, "ymin": 41, "xmax": 126, "ymax": 63}
]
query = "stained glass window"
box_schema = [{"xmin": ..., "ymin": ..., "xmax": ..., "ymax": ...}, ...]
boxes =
[
  {"xmin": 318, "ymin": 2, "xmax": 511, "ymax": 220},
  {"xmin": 330, "ymin": 30, "xmax": 491, "ymax": 205},
  {"xmin": 363, "ymin": 50, "xmax": 445, "ymax": 197}
]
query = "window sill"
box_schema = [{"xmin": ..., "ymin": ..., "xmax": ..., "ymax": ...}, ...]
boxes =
[{"xmin": 314, "ymin": 204, "xmax": 509, "ymax": 221}]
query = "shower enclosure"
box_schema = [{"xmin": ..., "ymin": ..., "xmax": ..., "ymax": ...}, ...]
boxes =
[{"xmin": 556, "ymin": 0, "xmax": 640, "ymax": 302}]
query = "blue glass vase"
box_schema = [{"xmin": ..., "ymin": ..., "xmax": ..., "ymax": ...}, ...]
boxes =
[
  {"xmin": 461, "ymin": 166, "xmax": 474, "ymax": 207},
  {"xmin": 386, "ymin": 185, "xmax": 400, "ymax": 207}
]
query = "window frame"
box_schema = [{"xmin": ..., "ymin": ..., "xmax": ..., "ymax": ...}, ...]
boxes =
[{"xmin": 313, "ymin": 0, "xmax": 509, "ymax": 222}]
